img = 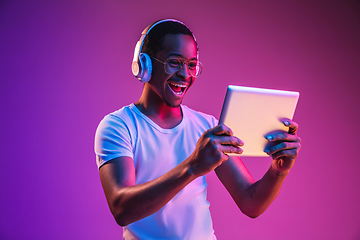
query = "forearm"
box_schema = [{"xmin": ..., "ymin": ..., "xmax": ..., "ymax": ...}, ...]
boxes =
[
  {"xmin": 101, "ymin": 124, "xmax": 244, "ymax": 226},
  {"xmin": 241, "ymin": 165, "xmax": 288, "ymax": 218},
  {"xmin": 103, "ymin": 160, "xmax": 196, "ymax": 226}
]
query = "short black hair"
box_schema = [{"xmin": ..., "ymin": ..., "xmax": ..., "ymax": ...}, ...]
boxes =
[{"xmin": 141, "ymin": 20, "xmax": 197, "ymax": 57}]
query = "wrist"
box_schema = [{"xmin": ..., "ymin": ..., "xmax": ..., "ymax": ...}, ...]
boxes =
[
  {"xmin": 180, "ymin": 156, "xmax": 199, "ymax": 180},
  {"xmin": 270, "ymin": 165, "xmax": 289, "ymax": 177}
]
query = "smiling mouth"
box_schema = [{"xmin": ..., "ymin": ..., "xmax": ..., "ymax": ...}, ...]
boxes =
[{"xmin": 168, "ymin": 82, "xmax": 188, "ymax": 95}]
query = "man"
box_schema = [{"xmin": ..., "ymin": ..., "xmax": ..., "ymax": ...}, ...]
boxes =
[{"xmin": 95, "ymin": 19, "xmax": 301, "ymax": 240}]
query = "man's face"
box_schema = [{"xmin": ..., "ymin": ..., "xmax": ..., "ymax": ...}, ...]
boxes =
[{"xmin": 148, "ymin": 34, "xmax": 197, "ymax": 108}]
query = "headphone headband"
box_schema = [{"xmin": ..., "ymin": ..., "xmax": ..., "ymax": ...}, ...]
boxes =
[{"xmin": 132, "ymin": 19, "xmax": 198, "ymax": 82}]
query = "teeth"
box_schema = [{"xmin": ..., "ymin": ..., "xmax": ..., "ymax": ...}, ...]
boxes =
[
  {"xmin": 168, "ymin": 82, "xmax": 187, "ymax": 95},
  {"xmin": 170, "ymin": 83, "xmax": 187, "ymax": 88}
]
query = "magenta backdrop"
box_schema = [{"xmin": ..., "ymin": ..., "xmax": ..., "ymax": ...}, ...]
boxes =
[{"xmin": 1, "ymin": 0, "xmax": 360, "ymax": 239}]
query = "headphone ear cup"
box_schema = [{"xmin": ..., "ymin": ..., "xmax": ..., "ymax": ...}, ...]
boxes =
[{"xmin": 139, "ymin": 53, "xmax": 152, "ymax": 82}]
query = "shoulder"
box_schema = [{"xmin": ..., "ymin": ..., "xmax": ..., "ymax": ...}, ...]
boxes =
[
  {"xmin": 100, "ymin": 104, "xmax": 137, "ymax": 125},
  {"xmin": 182, "ymin": 105, "xmax": 218, "ymax": 128},
  {"xmin": 96, "ymin": 104, "xmax": 138, "ymax": 136}
]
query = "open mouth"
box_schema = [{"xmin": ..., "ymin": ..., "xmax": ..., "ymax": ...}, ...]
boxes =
[{"xmin": 168, "ymin": 82, "xmax": 187, "ymax": 95}]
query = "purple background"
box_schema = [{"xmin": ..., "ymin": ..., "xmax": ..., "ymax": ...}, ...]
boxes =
[{"xmin": 1, "ymin": 0, "xmax": 360, "ymax": 239}]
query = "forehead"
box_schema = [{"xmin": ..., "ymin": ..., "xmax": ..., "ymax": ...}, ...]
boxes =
[{"xmin": 158, "ymin": 34, "xmax": 197, "ymax": 59}]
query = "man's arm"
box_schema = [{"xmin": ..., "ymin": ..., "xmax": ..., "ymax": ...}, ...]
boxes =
[
  {"xmin": 99, "ymin": 156, "xmax": 196, "ymax": 226},
  {"xmin": 99, "ymin": 124, "xmax": 243, "ymax": 226},
  {"xmin": 215, "ymin": 120, "xmax": 301, "ymax": 218}
]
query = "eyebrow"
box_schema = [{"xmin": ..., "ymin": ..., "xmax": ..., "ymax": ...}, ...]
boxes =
[{"xmin": 167, "ymin": 53, "xmax": 197, "ymax": 61}]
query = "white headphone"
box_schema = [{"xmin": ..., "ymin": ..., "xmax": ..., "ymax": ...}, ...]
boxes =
[{"xmin": 131, "ymin": 19, "xmax": 198, "ymax": 83}]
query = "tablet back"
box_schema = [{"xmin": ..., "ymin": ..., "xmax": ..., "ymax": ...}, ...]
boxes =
[{"xmin": 219, "ymin": 85, "xmax": 299, "ymax": 157}]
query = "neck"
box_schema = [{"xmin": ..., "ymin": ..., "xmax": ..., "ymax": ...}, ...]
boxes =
[{"xmin": 135, "ymin": 84, "xmax": 183, "ymax": 129}]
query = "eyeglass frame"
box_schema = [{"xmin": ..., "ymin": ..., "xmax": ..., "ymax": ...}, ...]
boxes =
[{"xmin": 150, "ymin": 55, "xmax": 203, "ymax": 78}]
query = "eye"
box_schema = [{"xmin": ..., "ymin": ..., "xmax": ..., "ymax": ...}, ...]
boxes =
[
  {"xmin": 187, "ymin": 61, "xmax": 197, "ymax": 70},
  {"xmin": 167, "ymin": 59, "xmax": 183, "ymax": 67}
]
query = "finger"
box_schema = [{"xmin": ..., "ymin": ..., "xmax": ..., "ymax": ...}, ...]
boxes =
[
  {"xmin": 282, "ymin": 119, "xmax": 298, "ymax": 134},
  {"xmin": 212, "ymin": 135, "xmax": 244, "ymax": 147},
  {"xmin": 265, "ymin": 141, "xmax": 301, "ymax": 155},
  {"xmin": 270, "ymin": 148, "xmax": 298, "ymax": 161},
  {"xmin": 219, "ymin": 144, "xmax": 243, "ymax": 154},
  {"xmin": 212, "ymin": 124, "xmax": 234, "ymax": 136},
  {"xmin": 265, "ymin": 132, "xmax": 301, "ymax": 143}
]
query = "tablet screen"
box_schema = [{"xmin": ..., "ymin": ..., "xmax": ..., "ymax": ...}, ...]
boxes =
[{"xmin": 219, "ymin": 85, "xmax": 299, "ymax": 157}]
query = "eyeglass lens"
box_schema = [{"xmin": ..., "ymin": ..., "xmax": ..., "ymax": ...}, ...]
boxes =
[{"xmin": 164, "ymin": 58, "xmax": 202, "ymax": 77}]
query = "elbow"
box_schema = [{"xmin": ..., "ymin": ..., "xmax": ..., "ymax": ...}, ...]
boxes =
[
  {"xmin": 240, "ymin": 206, "xmax": 265, "ymax": 219},
  {"xmin": 110, "ymin": 205, "xmax": 135, "ymax": 227},
  {"xmin": 245, "ymin": 212, "xmax": 261, "ymax": 219},
  {"xmin": 237, "ymin": 199, "xmax": 268, "ymax": 219},
  {"xmin": 114, "ymin": 215, "xmax": 130, "ymax": 227},
  {"xmin": 108, "ymin": 200, "xmax": 132, "ymax": 227},
  {"xmin": 112, "ymin": 209, "xmax": 133, "ymax": 227},
  {"xmin": 105, "ymin": 191, "xmax": 137, "ymax": 227}
]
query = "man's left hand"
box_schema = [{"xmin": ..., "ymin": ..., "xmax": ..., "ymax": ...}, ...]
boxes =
[{"xmin": 264, "ymin": 119, "xmax": 301, "ymax": 176}]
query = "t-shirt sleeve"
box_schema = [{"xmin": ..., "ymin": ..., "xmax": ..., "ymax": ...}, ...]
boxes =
[{"xmin": 94, "ymin": 114, "xmax": 134, "ymax": 169}]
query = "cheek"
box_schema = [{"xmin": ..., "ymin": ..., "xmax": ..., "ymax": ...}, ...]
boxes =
[
  {"xmin": 151, "ymin": 62, "xmax": 168, "ymax": 80},
  {"xmin": 148, "ymin": 72, "xmax": 170, "ymax": 93}
]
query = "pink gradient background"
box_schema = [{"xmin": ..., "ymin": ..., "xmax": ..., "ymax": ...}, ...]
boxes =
[{"xmin": 1, "ymin": 0, "xmax": 360, "ymax": 239}]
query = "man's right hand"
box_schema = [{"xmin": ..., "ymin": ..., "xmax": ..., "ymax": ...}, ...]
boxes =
[{"xmin": 188, "ymin": 124, "xmax": 244, "ymax": 177}]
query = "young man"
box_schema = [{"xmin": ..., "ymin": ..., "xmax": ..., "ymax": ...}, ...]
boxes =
[{"xmin": 95, "ymin": 19, "xmax": 301, "ymax": 240}]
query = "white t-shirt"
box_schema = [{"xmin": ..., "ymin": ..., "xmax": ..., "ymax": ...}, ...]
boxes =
[{"xmin": 95, "ymin": 104, "xmax": 218, "ymax": 240}]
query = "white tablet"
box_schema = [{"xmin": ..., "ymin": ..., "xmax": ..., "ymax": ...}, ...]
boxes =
[{"xmin": 219, "ymin": 85, "xmax": 299, "ymax": 157}]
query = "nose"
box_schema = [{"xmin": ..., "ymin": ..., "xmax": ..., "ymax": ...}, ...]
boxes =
[{"xmin": 176, "ymin": 62, "xmax": 191, "ymax": 79}]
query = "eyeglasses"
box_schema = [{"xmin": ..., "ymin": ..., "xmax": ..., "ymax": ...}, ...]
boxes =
[{"xmin": 150, "ymin": 56, "xmax": 203, "ymax": 78}]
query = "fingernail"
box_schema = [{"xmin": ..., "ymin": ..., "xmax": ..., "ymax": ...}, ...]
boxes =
[
  {"xmin": 266, "ymin": 135, "xmax": 273, "ymax": 140},
  {"xmin": 264, "ymin": 149, "xmax": 270, "ymax": 155},
  {"xmin": 284, "ymin": 121, "xmax": 290, "ymax": 126}
]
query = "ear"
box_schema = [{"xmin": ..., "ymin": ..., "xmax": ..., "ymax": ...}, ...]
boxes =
[{"xmin": 138, "ymin": 53, "xmax": 152, "ymax": 83}]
